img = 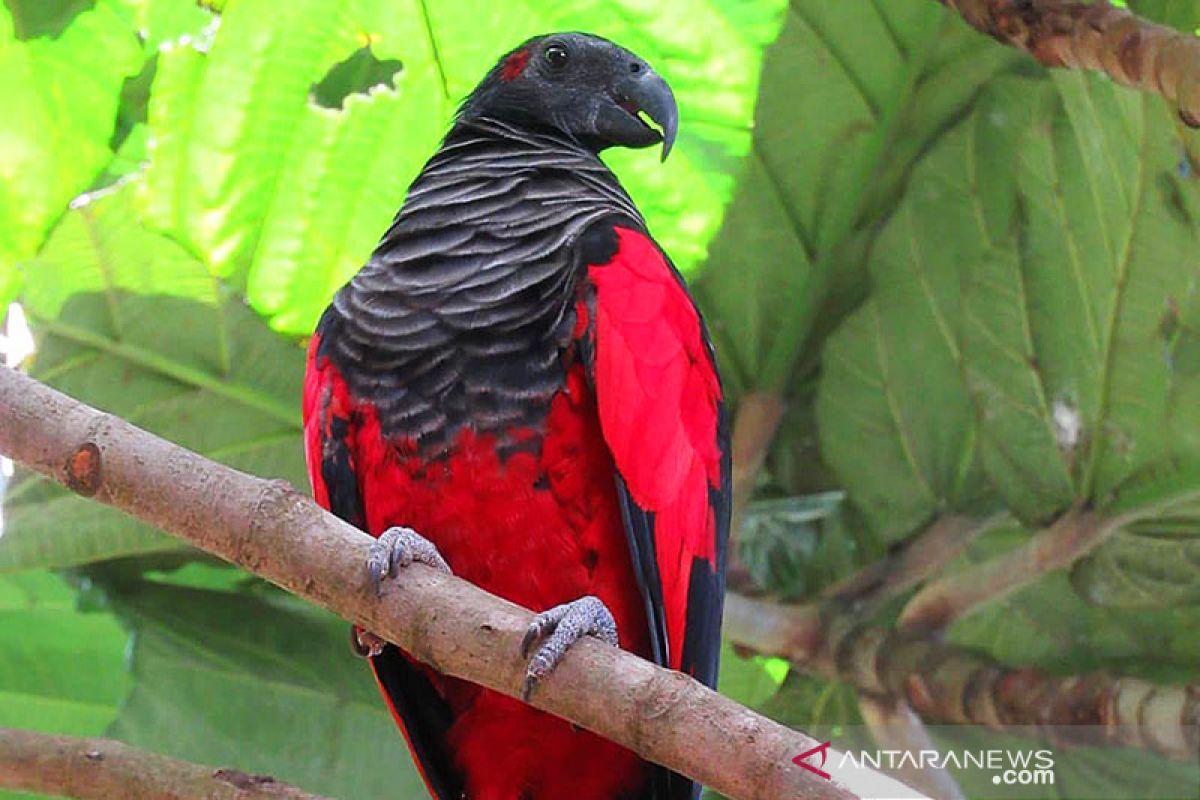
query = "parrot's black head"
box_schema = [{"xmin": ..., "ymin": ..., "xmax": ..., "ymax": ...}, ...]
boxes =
[{"xmin": 458, "ymin": 32, "xmax": 678, "ymax": 160}]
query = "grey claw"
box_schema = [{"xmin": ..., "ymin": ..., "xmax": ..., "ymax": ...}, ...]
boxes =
[
  {"xmin": 366, "ymin": 526, "xmax": 450, "ymax": 596},
  {"xmin": 520, "ymin": 596, "xmax": 618, "ymax": 702},
  {"xmin": 350, "ymin": 627, "xmax": 386, "ymax": 659}
]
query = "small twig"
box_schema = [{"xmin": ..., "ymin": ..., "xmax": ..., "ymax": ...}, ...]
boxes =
[
  {"xmin": 0, "ymin": 366, "xmax": 855, "ymax": 800},
  {"xmin": 938, "ymin": 0, "xmax": 1200, "ymax": 126},
  {"xmin": 0, "ymin": 728, "xmax": 328, "ymax": 800},
  {"xmin": 824, "ymin": 513, "xmax": 1005, "ymax": 619},
  {"xmin": 725, "ymin": 592, "xmax": 1200, "ymax": 762},
  {"xmin": 898, "ymin": 508, "xmax": 1112, "ymax": 633},
  {"xmin": 857, "ymin": 697, "xmax": 966, "ymax": 800}
]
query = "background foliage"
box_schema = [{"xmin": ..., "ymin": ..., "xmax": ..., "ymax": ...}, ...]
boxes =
[{"xmin": 1, "ymin": 0, "xmax": 1198, "ymax": 798}]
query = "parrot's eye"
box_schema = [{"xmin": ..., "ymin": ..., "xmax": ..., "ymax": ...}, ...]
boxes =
[{"xmin": 544, "ymin": 44, "xmax": 569, "ymax": 70}]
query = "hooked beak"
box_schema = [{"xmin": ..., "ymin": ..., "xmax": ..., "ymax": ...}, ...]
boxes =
[{"xmin": 614, "ymin": 70, "xmax": 679, "ymax": 161}]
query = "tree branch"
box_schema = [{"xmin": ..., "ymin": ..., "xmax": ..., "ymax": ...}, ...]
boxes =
[
  {"xmin": 0, "ymin": 728, "xmax": 329, "ymax": 800},
  {"xmin": 724, "ymin": 592, "xmax": 1200, "ymax": 761},
  {"xmin": 727, "ymin": 391, "xmax": 787, "ymax": 594},
  {"xmin": 938, "ymin": 0, "xmax": 1200, "ymax": 126},
  {"xmin": 856, "ymin": 697, "xmax": 966, "ymax": 800},
  {"xmin": 0, "ymin": 366, "xmax": 855, "ymax": 800},
  {"xmin": 824, "ymin": 513, "xmax": 1004, "ymax": 620},
  {"xmin": 898, "ymin": 508, "xmax": 1112, "ymax": 633}
]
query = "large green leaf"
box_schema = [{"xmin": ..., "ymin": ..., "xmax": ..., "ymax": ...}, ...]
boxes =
[
  {"xmin": 950, "ymin": 523, "xmax": 1200, "ymax": 678},
  {"xmin": 105, "ymin": 579, "xmax": 425, "ymax": 798},
  {"xmin": 0, "ymin": 571, "xmax": 132, "ymax": 800},
  {"xmin": 138, "ymin": 0, "xmax": 787, "ymax": 335},
  {"xmin": 814, "ymin": 79, "xmax": 1045, "ymax": 541},
  {"xmin": 0, "ymin": 185, "xmax": 305, "ymax": 572},
  {"xmin": 111, "ymin": 0, "xmax": 216, "ymax": 50},
  {"xmin": 1129, "ymin": 0, "xmax": 1200, "ymax": 32},
  {"xmin": 964, "ymin": 73, "xmax": 1200, "ymax": 524},
  {"xmin": 0, "ymin": 1, "xmax": 141, "ymax": 287},
  {"xmin": 694, "ymin": 0, "xmax": 1024, "ymax": 395},
  {"xmin": 0, "ymin": 571, "xmax": 131, "ymax": 733},
  {"xmin": 1071, "ymin": 466, "xmax": 1200, "ymax": 608}
]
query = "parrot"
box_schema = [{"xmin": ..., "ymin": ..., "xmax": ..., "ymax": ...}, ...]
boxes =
[{"xmin": 303, "ymin": 32, "xmax": 730, "ymax": 800}]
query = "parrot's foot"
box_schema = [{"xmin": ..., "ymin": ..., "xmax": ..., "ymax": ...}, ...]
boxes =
[
  {"xmin": 366, "ymin": 526, "xmax": 451, "ymax": 596},
  {"xmin": 351, "ymin": 627, "xmax": 388, "ymax": 658},
  {"xmin": 520, "ymin": 595, "xmax": 618, "ymax": 701},
  {"xmin": 351, "ymin": 527, "xmax": 451, "ymax": 660}
]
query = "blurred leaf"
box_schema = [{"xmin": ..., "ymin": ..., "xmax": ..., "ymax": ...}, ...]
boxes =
[
  {"xmin": 1128, "ymin": 0, "xmax": 1200, "ymax": 32},
  {"xmin": 759, "ymin": 672, "xmax": 862, "ymax": 737},
  {"xmin": 1071, "ymin": 466, "xmax": 1200, "ymax": 608},
  {"xmin": 309, "ymin": 45, "xmax": 403, "ymax": 110},
  {"xmin": 0, "ymin": 186, "xmax": 305, "ymax": 572},
  {"xmin": 815, "ymin": 78, "xmax": 1045, "ymax": 541},
  {"xmin": 105, "ymin": 579, "xmax": 425, "ymax": 798},
  {"xmin": 738, "ymin": 492, "xmax": 858, "ymax": 598},
  {"xmin": 0, "ymin": 0, "xmax": 141, "ymax": 287},
  {"xmin": 951, "ymin": 525, "xmax": 1200, "ymax": 682},
  {"xmin": 717, "ymin": 641, "xmax": 788, "ymax": 708},
  {"xmin": 111, "ymin": 0, "xmax": 214, "ymax": 49},
  {"xmin": 0, "ymin": 571, "xmax": 131, "ymax": 733},
  {"xmin": 964, "ymin": 73, "xmax": 1200, "ymax": 524},
  {"xmin": 139, "ymin": 0, "xmax": 787, "ymax": 335},
  {"xmin": 935, "ymin": 723, "xmax": 1199, "ymax": 800},
  {"xmin": 3, "ymin": 0, "xmax": 94, "ymax": 40},
  {"xmin": 695, "ymin": 0, "xmax": 1024, "ymax": 395}
]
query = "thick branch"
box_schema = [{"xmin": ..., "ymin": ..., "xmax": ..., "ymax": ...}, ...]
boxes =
[
  {"xmin": 939, "ymin": 0, "xmax": 1200, "ymax": 125},
  {"xmin": 724, "ymin": 593, "xmax": 1200, "ymax": 761},
  {"xmin": 0, "ymin": 366, "xmax": 854, "ymax": 800},
  {"xmin": 856, "ymin": 697, "xmax": 966, "ymax": 800},
  {"xmin": 0, "ymin": 728, "xmax": 328, "ymax": 800}
]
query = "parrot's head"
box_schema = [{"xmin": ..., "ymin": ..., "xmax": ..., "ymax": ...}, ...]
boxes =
[{"xmin": 458, "ymin": 32, "xmax": 679, "ymax": 161}]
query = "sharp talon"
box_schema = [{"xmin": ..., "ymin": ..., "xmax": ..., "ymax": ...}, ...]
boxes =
[
  {"xmin": 520, "ymin": 624, "xmax": 541, "ymax": 659},
  {"xmin": 519, "ymin": 596, "xmax": 618, "ymax": 702},
  {"xmin": 351, "ymin": 627, "xmax": 386, "ymax": 659},
  {"xmin": 365, "ymin": 527, "xmax": 451, "ymax": 596}
]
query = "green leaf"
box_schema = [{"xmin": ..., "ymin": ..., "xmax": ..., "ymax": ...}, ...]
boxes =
[
  {"xmin": 814, "ymin": 79, "xmax": 1045, "ymax": 541},
  {"xmin": 0, "ymin": 185, "xmax": 305, "ymax": 572},
  {"xmin": 759, "ymin": 672, "xmax": 862, "ymax": 736},
  {"xmin": 4, "ymin": 0, "xmax": 94, "ymax": 40},
  {"xmin": 0, "ymin": 571, "xmax": 131, "ymax": 733},
  {"xmin": 0, "ymin": 570, "xmax": 132, "ymax": 800},
  {"xmin": 1129, "ymin": 0, "xmax": 1200, "ymax": 32},
  {"xmin": 111, "ymin": 0, "xmax": 216, "ymax": 50},
  {"xmin": 951, "ymin": 525, "xmax": 1200, "ymax": 681},
  {"xmin": 105, "ymin": 579, "xmax": 425, "ymax": 798},
  {"xmin": 738, "ymin": 492, "xmax": 859, "ymax": 598},
  {"xmin": 717, "ymin": 641, "xmax": 788, "ymax": 708},
  {"xmin": 139, "ymin": 0, "xmax": 787, "ymax": 335},
  {"xmin": 964, "ymin": 73, "xmax": 1200, "ymax": 524},
  {"xmin": 694, "ymin": 0, "xmax": 1024, "ymax": 394},
  {"xmin": 0, "ymin": 1, "xmax": 141, "ymax": 285},
  {"xmin": 1071, "ymin": 467, "xmax": 1200, "ymax": 607}
]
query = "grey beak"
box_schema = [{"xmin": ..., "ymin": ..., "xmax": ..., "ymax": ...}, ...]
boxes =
[{"xmin": 622, "ymin": 70, "xmax": 679, "ymax": 161}]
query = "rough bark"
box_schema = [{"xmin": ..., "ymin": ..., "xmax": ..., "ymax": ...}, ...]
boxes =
[
  {"xmin": 724, "ymin": 592, "xmax": 1200, "ymax": 762},
  {"xmin": 0, "ymin": 366, "xmax": 855, "ymax": 800},
  {"xmin": 939, "ymin": 0, "xmax": 1200, "ymax": 125},
  {"xmin": 0, "ymin": 728, "xmax": 328, "ymax": 800}
]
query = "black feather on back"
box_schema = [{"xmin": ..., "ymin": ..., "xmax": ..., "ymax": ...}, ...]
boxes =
[{"xmin": 323, "ymin": 118, "xmax": 644, "ymax": 455}]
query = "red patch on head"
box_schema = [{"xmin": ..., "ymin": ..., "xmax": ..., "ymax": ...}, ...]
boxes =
[{"xmin": 500, "ymin": 48, "xmax": 530, "ymax": 81}]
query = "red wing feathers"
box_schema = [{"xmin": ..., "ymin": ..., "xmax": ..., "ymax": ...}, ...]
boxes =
[{"xmin": 586, "ymin": 226, "xmax": 727, "ymax": 676}]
